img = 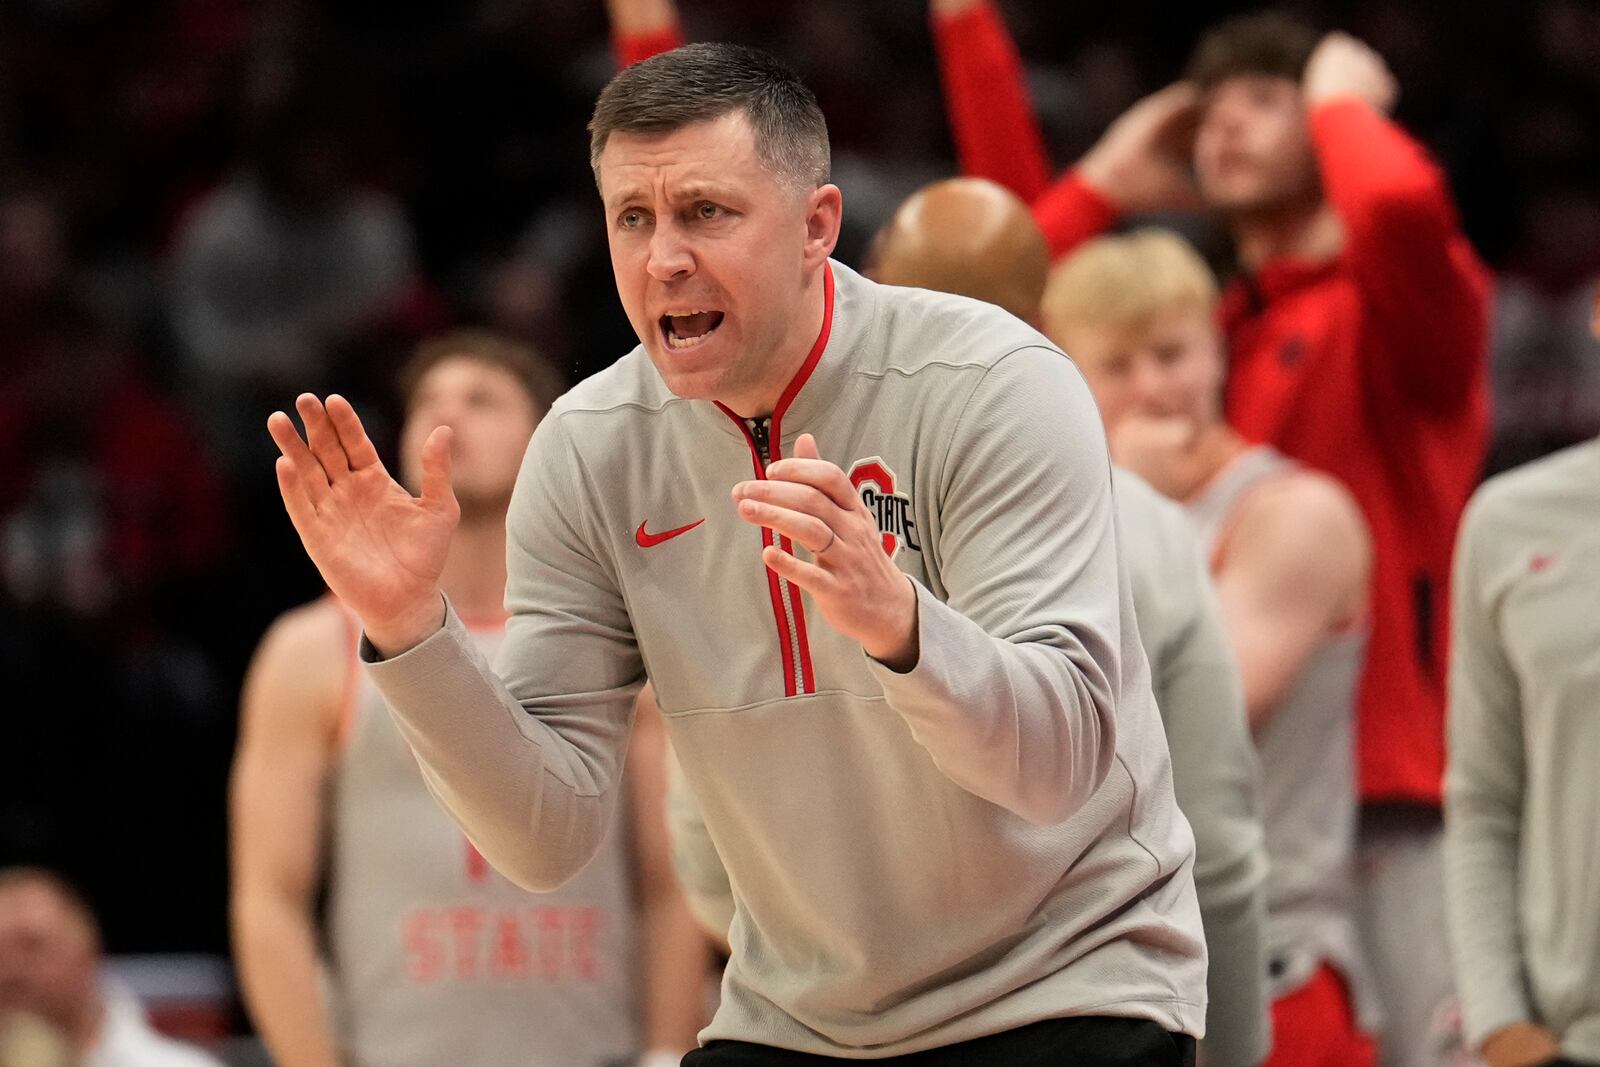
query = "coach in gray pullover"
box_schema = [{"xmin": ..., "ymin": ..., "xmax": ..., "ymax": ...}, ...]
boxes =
[
  {"xmin": 267, "ymin": 44, "xmax": 1206, "ymax": 1060},
  {"xmin": 1446, "ymin": 435, "xmax": 1600, "ymax": 1067}
]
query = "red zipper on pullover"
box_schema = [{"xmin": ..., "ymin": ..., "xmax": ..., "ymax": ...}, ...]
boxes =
[{"xmin": 717, "ymin": 262, "xmax": 834, "ymax": 697}]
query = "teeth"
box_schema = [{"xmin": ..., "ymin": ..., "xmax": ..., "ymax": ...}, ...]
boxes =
[{"xmin": 667, "ymin": 331, "xmax": 711, "ymax": 349}]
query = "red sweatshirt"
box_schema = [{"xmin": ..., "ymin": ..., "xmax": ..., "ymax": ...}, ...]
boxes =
[{"xmin": 934, "ymin": 1, "xmax": 1492, "ymax": 806}]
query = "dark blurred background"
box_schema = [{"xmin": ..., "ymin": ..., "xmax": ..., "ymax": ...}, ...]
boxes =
[{"xmin": 0, "ymin": 0, "xmax": 1595, "ymax": 976}]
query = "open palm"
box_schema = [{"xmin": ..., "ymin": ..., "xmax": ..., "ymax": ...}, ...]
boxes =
[{"xmin": 268, "ymin": 393, "xmax": 459, "ymax": 649}]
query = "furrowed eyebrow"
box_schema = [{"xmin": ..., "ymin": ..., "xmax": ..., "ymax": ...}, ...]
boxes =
[{"xmin": 604, "ymin": 187, "xmax": 648, "ymax": 211}]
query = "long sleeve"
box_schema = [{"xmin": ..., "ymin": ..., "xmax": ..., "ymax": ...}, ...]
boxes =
[
  {"xmin": 1310, "ymin": 99, "xmax": 1491, "ymax": 411},
  {"xmin": 865, "ymin": 346, "xmax": 1127, "ymax": 826},
  {"xmin": 929, "ymin": 1, "xmax": 1053, "ymax": 203},
  {"xmin": 363, "ymin": 414, "xmax": 643, "ymax": 892},
  {"xmin": 1444, "ymin": 492, "xmax": 1531, "ymax": 1049},
  {"xmin": 1031, "ymin": 169, "xmax": 1121, "ymax": 260},
  {"xmin": 1157, "ymin": 547, "xmax": 1271, "ymax": 1067}
]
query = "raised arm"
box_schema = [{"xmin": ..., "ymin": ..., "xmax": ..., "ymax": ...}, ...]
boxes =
[
  {"xmin": 606, "ymin": 0, "xmax": 683, "ymax": 69},
  {"xmin": 268, "ymin": 397, "xmax": 642, "ymax": 891},
  {"xmin": 1213, "ymin": 471, "xmax": 1370, "ymax": 731},
  {"xmin": 1303, "ymin": 33, "xmax": 1491, "ymax": 409},
  {"xmin": 230, "ymin": 603, "xmax": 351, "ymax": 1067},
  {"xmin": 927, "ymin": 0, "xmax": 1053, "ymax": 202}
]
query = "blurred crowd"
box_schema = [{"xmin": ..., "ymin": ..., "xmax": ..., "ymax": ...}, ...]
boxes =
[{"xmin": 0, "ymin": 0, "xmax": 1597, "ymax": 1055}]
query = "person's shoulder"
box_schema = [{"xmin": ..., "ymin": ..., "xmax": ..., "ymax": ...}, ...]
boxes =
[
  {"xmin": 1243, "ymin": 465, "xmax": 1366, "ymax": 542},
  {"xmin": 1467, "ymin": 438, "xmax": 1600, "ymax": 527},
  {"xmin": 851, "ymin": 266, "xmax": 1057, "ymax": 377},
  {"xmin": 1228, "ymin": 465, "xmax": 1369, "ymax": 588},
  {"xmin": 546, "ymin": 344, "xmax": 677, "ymax": 425},
  {"xmin": 246, "ymin": 595, "xmax": 354, "ymax": 714},
  {"xmin": 94, "ymin": 987, "xmax": 227, "ymax": 1067}
]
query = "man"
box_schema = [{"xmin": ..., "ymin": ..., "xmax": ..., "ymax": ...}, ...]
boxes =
[
  {"xmin": 232, "ymin": 330, "xmax": 705, "ymax": 1067},
  {"xmin": 267, "ymin": 44, "xmax": 1206, "ymax": 1065},
  {"xmin": 1043, "ymin": 229, "xmax": 1379, "ymax": 1067},
  {"xmin": 930, "ymin": 10, "xmax": 1491, "ymax": 1065},
  {"xmin": 867, "ymin": 176, "xmax": 1271, "ymax": 1067},
  {"xmin": 1444, "ymin": 287, "xmax": 1600, "ymax": 1067},
  {"xmin": 0, "ymin": 868, "xmax": 221, "ymax": 1067}
]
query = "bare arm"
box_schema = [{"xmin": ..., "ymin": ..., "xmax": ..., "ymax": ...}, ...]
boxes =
[
  {"xmin": 1214, "ymin": 473, "xmax": 1370, "ymax": 731},
  {"xmin": 627, "ymin": 688, "xmax": 709, "ymax": 1058},
  {"xmin": 605, "ymin": 0, "xmax": 683, "ymax": 68},
  {"xmin": 605, "ymin": 0, "xmax": 677, "ymax": 34},
  {"xmin": 230, "ymin": 602, "xmax": 350, "ymax": 1067}
]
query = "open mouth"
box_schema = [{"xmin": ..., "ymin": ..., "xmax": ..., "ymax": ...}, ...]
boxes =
[{"xmin": 659, "ymin": 309, "xmax": 725, "ymax": 350}]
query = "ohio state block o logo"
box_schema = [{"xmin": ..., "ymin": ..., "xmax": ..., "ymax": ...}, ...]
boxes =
[{"xmin": 847, "ymin": 457, "xmax": 920, "ymax": 560}]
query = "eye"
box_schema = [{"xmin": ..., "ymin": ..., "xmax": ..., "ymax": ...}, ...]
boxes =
[
  {"xmin": 618, "ymin": 209, "xmax": 649, "ymax": 231},
  {"xmin": 695, "ymin": 201, "xmax": 723, "ymax": 221}
]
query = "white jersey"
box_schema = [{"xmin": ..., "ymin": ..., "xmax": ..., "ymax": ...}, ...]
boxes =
[
  {"xmin": 1188, "ymin": 447, "xmax": 1379, "ymax": 1028},
  {"xmin": 325, "ymin": 606, "xmax": 640, "ymax": 1067}
]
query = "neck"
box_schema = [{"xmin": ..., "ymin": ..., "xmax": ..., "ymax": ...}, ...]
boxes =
[
  {"xmin": 440, "ymin": 512, "xmax": 509, "ymax": 623},
  {"xmin": 1231, "ymin": 199, "xmax": 1343, "ymax": 271},
  {"xmin": 1175, "ymin": 423, "xmax": 1249, "ymax": 502},
  {"xmin": 725, "ymin": 266, "xmax": 828, "ymax": 420}
]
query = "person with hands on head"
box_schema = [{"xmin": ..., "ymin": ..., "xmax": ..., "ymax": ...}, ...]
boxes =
[
  {"xmin": 1445, "ymin": 288, "xmax": 1600, "ymax": 1067},
  {"xmin": 269, "ymin": 43, "xmax": 1205, "ymax": 1066},
  {"xmin": 244, "ymin": 332, "xmax": 705, "ymax": 1067},
  {"xmin": 932, "ymin": 13, "xmax": 1490, "ymax": 1065}
]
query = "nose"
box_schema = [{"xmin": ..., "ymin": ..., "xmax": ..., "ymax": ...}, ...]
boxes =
[
  {"xmin": 646, "ymin": 218, "xmax": 695, "ymax": 282},
  {"xmin": 1128, "ymin": 357, "xmax": 1171, "ymax": 411}
]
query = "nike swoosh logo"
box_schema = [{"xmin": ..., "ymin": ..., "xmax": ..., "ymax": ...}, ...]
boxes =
[{"xmin": 636, "ymin": 518, "xmax": 705, "ymax": 548}]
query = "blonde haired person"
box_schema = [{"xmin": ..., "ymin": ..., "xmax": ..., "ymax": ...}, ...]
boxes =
[{"xmin": 1045, "ymin": 230, "xmax": 1380, "ymax": 1067}]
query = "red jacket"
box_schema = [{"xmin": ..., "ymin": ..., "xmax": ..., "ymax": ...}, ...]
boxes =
[{"xmin": 934, "ymin": 1, "xmax": 1492, "ymax": 806}]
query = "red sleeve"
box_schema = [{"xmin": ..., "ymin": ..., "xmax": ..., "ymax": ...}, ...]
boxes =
[
  {"xmin": 1310, "ymin": 99, "xmax": 1491, "ymax": 409},
  {"xmin": 930, "ymin": 1, "xmax": 1052, "ymax": 203},
  {"xmin": 612, "ymin": 24, "xmax": 683, "ymax": 69},
  {"xmin": 1031, "ymin": 169, "xmax": 1121, "ymax": 260}
]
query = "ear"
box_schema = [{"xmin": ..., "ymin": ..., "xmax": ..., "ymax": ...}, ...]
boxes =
[{"xmin": 802, "ymin": 183, "xmax": 844, "ymax": 270}]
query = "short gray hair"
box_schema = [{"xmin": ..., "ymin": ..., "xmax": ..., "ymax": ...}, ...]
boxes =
[{"xmin": 589, "ymin": 42, "xmax": 830, "ymax": 195}]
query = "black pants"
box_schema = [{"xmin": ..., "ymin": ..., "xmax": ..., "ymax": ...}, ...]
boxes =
[{"xmin": 682, "ymin": 1016, "xmax": 1197, "ymax": 1066}]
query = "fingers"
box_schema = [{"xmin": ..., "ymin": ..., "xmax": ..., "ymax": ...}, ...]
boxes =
[
  {"xmin": 267, "ymin": 410, "xmax": 330, "ymax": 506},
  {"xmin": 761, "ymin": 542, "xmax": 831, "ymax": 594},
  {"xmin": 736, "ymin": 498, "xmax": 835, "ymax": 555},
  {"xmin": 793, "ymin": 432, "xmax": 821, "ymax": 461},
  {"xmin": 275, "ymin": 455, "xmax": 321, "ymax": 535},
  {"xmin": 418, "ymin": 425, "xmax": 458, "ymax": 516},
  {"xmin": 326, "ymin": 394, "xmax": 384, "ymax": 471},
  {"xmin": 734, "ymin": 477, "xmax": 841, "ymax": 519},
  {"xmin": 758, "ymin": 457, "xmax": 858, "ymax": 512},
  {"xmin": 295, "ymin": 394, "xmax": 350, "ymax": 479}
]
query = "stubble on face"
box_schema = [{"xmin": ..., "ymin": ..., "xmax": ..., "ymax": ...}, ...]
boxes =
[
  {"xmin": 598, "ymin": 114, "xmax": 826, "ymax": 417},
  {"xmin": 1194, "ymin": 77, "xmax": 1322, "ymax": 219}
]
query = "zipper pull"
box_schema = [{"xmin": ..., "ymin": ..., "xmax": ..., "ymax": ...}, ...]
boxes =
[{"xmin": 748, "ymin": 418, "xmax": 772, "ymax": 470}]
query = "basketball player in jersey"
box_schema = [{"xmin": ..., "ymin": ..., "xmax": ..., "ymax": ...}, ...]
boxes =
[
  {"xmin": 1043, "ymin": 230, "xmax": 1380, "ymax": 1067},
  {"xmin": 230, "ymin": 330, "xmax": 706, "ymax": 1067}
]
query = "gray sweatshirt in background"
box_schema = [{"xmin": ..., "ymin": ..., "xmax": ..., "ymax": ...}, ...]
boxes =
[
  {"xmin": 363, "ymin": 262, "xmax": 1207, "ymax": 1057},
  {"xmin": 1445, "ymin": 437, "xmax": 1600, "ymax": 1061}
]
